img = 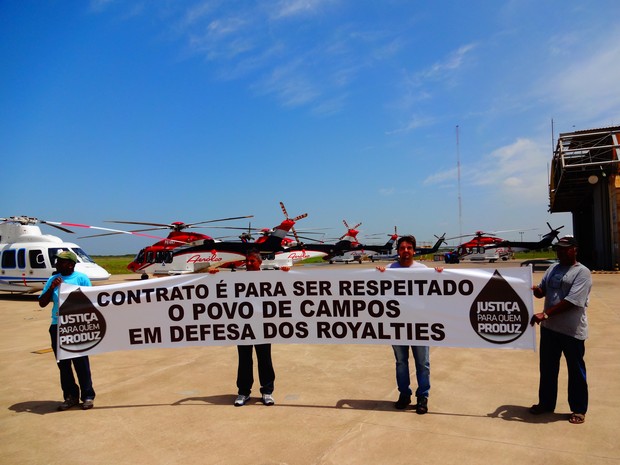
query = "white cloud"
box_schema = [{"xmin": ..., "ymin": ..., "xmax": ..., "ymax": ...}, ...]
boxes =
[
  {"xmin": 386, "ymin": 114, "xmax": 436, "ymax": 135},
  {"xmin": 423, "ymin": 168, "xmax": 457, "ymax": 186},
  {"xmin": 207, "ymin": 17, "xmax": 246, "ymax": 37},
  {"xmin": 413, "ymin": 43, "xmax": 477, "ymax": 84},
  {"xmin": 542, "ymin": 32, "xmax": 620, "ymax": 124},
  {"xmin": 90, "ymin": 0, "xmax": 115, "ymax": 12},
  {"xmin": 424, "ymin": 138, "xmax": 550, "ymax": 202},
  {"xmin": 253, "ymin": 60, "xmax": 320, "ymax": 106},
  {"xmin": 379, "ymin": 187, "xmax": 395, "ymax": 196},
  {"xmin": 182, "ymin": 1, "xmax": 220, "ymax": 26},
  {"xmin": 269, "ymin": 0, "xmax": 338, "ymax": 20}
]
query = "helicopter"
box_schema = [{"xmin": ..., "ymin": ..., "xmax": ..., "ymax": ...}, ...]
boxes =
[
  {"xmin": 368, "ymin": 229, "xmax": 447, "ymax": 262},
  {"xmin": 79, "ymin": 215, "xmax": 254, "ymax": 278},
  {"xmin": 443, "ymin": 223, "xmax": 564, "ymax": 263},
  {"xmin": 0, "ymin": 216, "xmax": 111, "ymax": 293},
  {"xmin": 250, "ymin": 203, "xmax": 329, "ymax": 268},
  {"xmin": 284, "ymin": 220, "xmax": 423, "ymax": 264},
  {"xmin": 166, "ymin": 202, "xmax": 310, "ymax": 274}
]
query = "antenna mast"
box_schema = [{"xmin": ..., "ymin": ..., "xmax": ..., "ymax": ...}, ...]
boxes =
[{"xmin": 456, "ymin": 125, "xmax": 463, "ymax": 238}]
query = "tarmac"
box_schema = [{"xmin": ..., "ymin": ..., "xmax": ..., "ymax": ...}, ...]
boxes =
[{"xmin": 1, "ymin": 260, "xmax": 618, "ymax": 465}]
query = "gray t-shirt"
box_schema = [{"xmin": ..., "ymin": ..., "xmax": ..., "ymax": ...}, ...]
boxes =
[{"xmin": 539, "ymin": 262, "xmax": 591, "ymax": 340}]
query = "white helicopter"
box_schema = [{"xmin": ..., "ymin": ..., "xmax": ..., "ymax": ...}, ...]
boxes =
[{"xmin": 0, "ymin": 216, "xmax": 111, "ymax": 293}]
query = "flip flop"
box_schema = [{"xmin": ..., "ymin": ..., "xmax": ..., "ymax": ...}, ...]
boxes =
[{"xmin": 569, "ymin": 413, "xmax": 585, "ymax": 424}]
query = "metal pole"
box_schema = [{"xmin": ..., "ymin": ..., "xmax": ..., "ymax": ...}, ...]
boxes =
[{"xmin": 456, "ymin": 125, "xmax": 462, "ymax": 239}]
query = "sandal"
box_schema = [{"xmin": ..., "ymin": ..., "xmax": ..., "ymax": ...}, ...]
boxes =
[{"xmin": 569, "ymin": 413, "xmax": 585, "ymax": 424}]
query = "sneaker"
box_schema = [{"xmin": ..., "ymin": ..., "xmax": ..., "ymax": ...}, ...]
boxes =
[
  {"xmin": 58, "ymin": 397, "xmax": 79, "ymax": 411},
  {"xmin": 261, "ymin": 393, "xmax": 275, "ymax": 406},
  {"xmin": 82, "ymin": 399, "xmax": 94, "ymax": 410},
  {"xmin": 394, "ymin": 393, "xmax": 411, "ymax": 410},
  {"xmin": 234, "ymin": 394, "xmax": 250, "ymax": 407},
  {"xmin": 415, "ymin": 396, "xmax": 428, "ymax": 415},
  {"xmin": 529, "ymin": 404, "xmax": 554, "ymax": 415}
]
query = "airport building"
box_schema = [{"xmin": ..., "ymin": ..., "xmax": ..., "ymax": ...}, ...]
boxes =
[{"xmin": 549, "ymin": 125, "xmax": 620, "ymax": 270}]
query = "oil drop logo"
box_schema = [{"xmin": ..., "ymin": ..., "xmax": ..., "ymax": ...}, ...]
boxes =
[
  {"xmin": 469, "ymin": 270, "xmax": 528, "ymax": 344},
  {"xmin": 58, "ymin": 289, "xmax": 107, "ymax": 352}
]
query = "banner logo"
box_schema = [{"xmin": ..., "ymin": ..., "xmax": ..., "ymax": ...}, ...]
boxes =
[
  {"xmin": 58, "ymin": 289, "xmax": 106, "ymax": 352},
  {"xmin": 469, "ymin": 270, "xmax": 528, "ymax": 344}
]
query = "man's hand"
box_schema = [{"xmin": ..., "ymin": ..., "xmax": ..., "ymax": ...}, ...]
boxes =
[
  {"xmin": 532, "ymin": 285, "xmax": 544, "ymax": 298},
  {"xmin": 530, "ymin": 312, "xmax": 546, "ymax": 326}
]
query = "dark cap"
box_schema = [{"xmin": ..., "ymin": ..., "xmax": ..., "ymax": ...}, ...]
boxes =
[
  {"xmin": 554, "ymin": 236, "xmax": 578, "ymax": 248},
  {"xmin": 56, "ymin": 250, "xmax": 78, "ymax": 263}
]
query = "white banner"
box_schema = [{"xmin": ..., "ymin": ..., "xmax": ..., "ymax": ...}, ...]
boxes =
[{"xmin": 56, "ymin": 267, "xmax": 535, "ymax": 360}]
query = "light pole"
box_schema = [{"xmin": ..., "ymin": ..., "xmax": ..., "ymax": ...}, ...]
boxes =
[{"xmin": 519, "ymin": 231, "xmax": 524, "ymax": 242}]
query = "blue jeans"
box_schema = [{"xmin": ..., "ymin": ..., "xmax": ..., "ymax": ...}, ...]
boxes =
[
  {"xmin": 538, "ymin": 326, "xmax": 588, "ymax": 414},
  {"xmin": 49, "ymin": 325, "xmax": 95, "ymax": 401},
  {"xmin": 392, "ymin": 345, "xmax": 430, "ymax": 398}
]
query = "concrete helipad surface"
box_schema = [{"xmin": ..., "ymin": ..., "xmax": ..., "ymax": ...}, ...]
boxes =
[{"xmin": 1, "ymin": 261, "xmax": 618, "ymax": 465}]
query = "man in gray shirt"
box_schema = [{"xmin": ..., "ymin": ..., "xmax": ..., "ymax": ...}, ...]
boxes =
[{"xmin": 529, "ymin": 236, "xmax": 591, "ymax": 424}]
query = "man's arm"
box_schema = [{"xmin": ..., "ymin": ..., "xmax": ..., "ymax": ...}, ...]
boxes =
[
  {"xmin": 530, "ymin": 299, "xmax": 575, "ymax": 326},
  {"xmin": 39, "ymin": 276, "xmax": 61, "ymax": 308}
]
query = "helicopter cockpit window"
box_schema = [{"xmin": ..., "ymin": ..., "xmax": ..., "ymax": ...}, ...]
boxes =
[
  {"xmin": 146, "ymin": 251, "xmax": 154, "ymax": 263},
  {"xmin": 48, "ymin": 248, "xmax": 68, "ymax": 266},
  {"xmin": 73, "ymin": 248, "xmax": 95, "ymax": 263},
  {"xmin": 29, "ymin": 249, "xmax": 47, "ymax": 269},
  {"xmin": 1, "ymin": 250, "xmax": 17, "ymax": 269},
  {"xmin": 155, "ymin": 251, "xmax": 173, "ymax": 263},
  {"xmin": 17, "ymin": 249, "xmax": 26, "ymax": 269}
]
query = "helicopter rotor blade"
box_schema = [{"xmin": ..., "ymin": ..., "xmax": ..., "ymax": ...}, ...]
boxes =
[
  {"xmin": 1, "ymin": 217, "xmax": 75, "ymax": 234},
  {"xmin": 45, "ymin": 222, "xmax": 186, "ymax": 244},
  {"xmin": 293, "ymin": 234, "xmax": 325, "ymax": 243},
  {"xmin": 106, "ymin": 220, "xmax": 171, "ymax": 228},
  {"xmin": 39, "ymin": 220, "xmax": 75, "ymax": 234},
  {"xmin": 105, "ymin": 215, "xmax": 254, "ymax": 231},
  {"xmin": 185, "ymin": 215, "xmax": 254, "ymax": 227},
  {"xmin": 280, "ymin": 201, "xmax": 289, "ymax": 219}
]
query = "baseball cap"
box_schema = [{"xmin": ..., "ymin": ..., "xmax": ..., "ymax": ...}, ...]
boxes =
[
  {"xmin": 56, "ymin": 250, "xmax": 78, "ymax": 263},
  {"xmin": 554, "ymin": 236, "xmax": 578, "ymax": 248}
]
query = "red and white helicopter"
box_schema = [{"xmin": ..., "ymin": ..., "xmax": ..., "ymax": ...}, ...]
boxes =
[
  {"xmin": 269, "ymin": 219, "xmax": 365, "ymax": 264},
  {"xmin": 80, "ymin": 215, "xmax": 254, "ymax": 278},
  {"xmin": 167, "ymin": 203, "xmax": 311, "ymax": 273},
  {"xmin": 283, "ymin": 220, "xmax": 414, "ymax": 263},
  {"xmin": 321, "ymin": 224, "xmax": 446, "ymax": 263},
  {"xmin": 0, "ymin": 216, "xmax": 111, "ymax": 293},
  {"xmin": 443, "ymin": 223, "xmax": 564, "ymax": 263},
  {"xmin": 249, "ymin": 203, "xmax": 329, "ymax": 267}
]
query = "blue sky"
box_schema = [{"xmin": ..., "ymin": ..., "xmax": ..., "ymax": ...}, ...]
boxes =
[{"xmin": 2, "ymin": 0, "xmax": 619, "ymax": 255}]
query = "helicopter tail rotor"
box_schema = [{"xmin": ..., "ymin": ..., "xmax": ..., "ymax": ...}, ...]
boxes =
[
  {"xmin": 279, "ymin": 202, "xmax": 307, "ymax": 244},
  {"xmin": 340, "ymin": 220, "xmax": 362, "ymax": 240}
]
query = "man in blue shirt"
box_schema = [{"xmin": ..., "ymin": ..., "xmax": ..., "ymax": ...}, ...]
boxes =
[{"xmin": 39, "ymin": 250, "xmax": 96, "ymax": 411}]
